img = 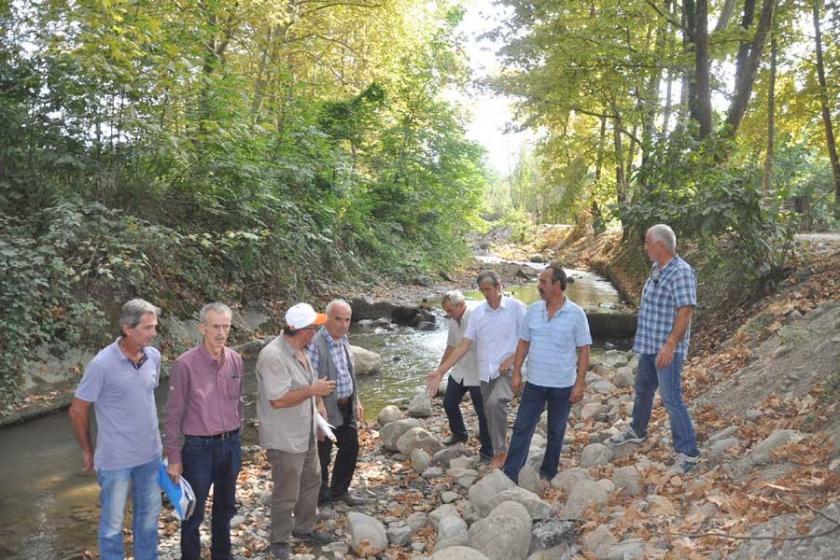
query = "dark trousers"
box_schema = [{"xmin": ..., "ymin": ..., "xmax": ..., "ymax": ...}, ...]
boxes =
[
  {"xmin": 443, "ymin": 376, "xmax": 493, "ymax": 458},
  {"xmin": 503, "ymin": 382, "xmax": 572, "ymax": 483},
  {"xmin": 318, "ymin": 400, "xmax": 359, "ymax": 498},
  {"xmin": 181, "ymin": 432, "xmax": 241, "ymax": 560}
]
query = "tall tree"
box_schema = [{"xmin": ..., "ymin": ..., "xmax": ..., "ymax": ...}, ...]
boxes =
[{"xmin": 812, "ymin": 0, "xmax": 840, "ymax": 217}]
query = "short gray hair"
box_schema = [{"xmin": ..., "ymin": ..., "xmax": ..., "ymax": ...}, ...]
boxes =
[
  {"xmin": 325, "ymin": 298, "xmax": 351, "ymax": 316},
  {"xmin": 199, "ymin": 302, "xmax": 232, "ymax": 324},
  {"xmin": 441, "ymin": 290, "xmax": 465, "ymax": 307},
  {"xmin": 476, "ymin": 270, "xmax": 500, "ymax": 288},
  {"xmin": 647, "ymin": 224, "xmax": 677, "ymax": 253},
  {"xmin": 119, "ymin": 298, "xmax": 160, "ymax": 330}
]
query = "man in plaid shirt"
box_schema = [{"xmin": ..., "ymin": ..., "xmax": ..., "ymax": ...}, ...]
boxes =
[
  {"xmin": 308, "ymin": 299, "xmax": 365, "ymax": 506},
  {"xmin": 608, "ymin": 224, "xmax": 700, "ymax": 473}
]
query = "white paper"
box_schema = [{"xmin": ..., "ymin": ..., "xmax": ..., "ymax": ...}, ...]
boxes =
[{"xmin": 316, "ymin": 413, "xmax": 337, "ymax": 442}]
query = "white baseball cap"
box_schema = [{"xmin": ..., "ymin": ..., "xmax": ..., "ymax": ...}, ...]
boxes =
[{"xmin": 285, "ymin": 302, "xmax": 327, "ymax": 330}]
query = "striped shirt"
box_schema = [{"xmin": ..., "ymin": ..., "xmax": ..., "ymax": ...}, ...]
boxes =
[
  {"xmin": 633, "ymin": 256, "xmax": 697, "ymax": 355},
  {"xmin": 308, "ymin": 330, "xmax": 354, "ymax": 399}
]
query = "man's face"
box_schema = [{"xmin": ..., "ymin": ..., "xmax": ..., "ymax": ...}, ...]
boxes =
[
  {"xmin": 325, "ymin": 303, "xmax": 352, "ymax": 339},
  {"xmin": 537, "ymin": 268, "xmax": 562, "ymax": 301},
  {"xmin": 123, "ymin": 313, "xmax": 158, "ymax": 348},
  {"xmin": 300, "ymin": 325, "xmax": 319, "ymax": 345},
  {"xmin": 478, "ymin": 280, "xmax": 502, "ymax": 305},
  {"xmin": 644, "ymin": 232, "xmax": 660, "ymax": 261},
  {"xmin": 198, "ymin": 309, "xmax": 232, "ymax": 353},
  {"xmin": 442, "ymin": 301, "xmax": 466, "ymax": 321}
]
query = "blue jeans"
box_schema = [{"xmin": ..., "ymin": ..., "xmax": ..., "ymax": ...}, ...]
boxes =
[
  {"xmin": 181, "ymin": 432, "xmax": 242, "ymax": 560},
  {"xmin": 96, "ymin": 457, "xmax": 161, "ymax": 560},
  {"xmin": 631, "ymin": 352, "xmax": 698, "ymax": 456},
  {"xmin": 443, "ymin": 376, "xmax": 493, "ymax": 457},
  {"xmin": 503, "ymin": 382, "xmax": 572, "ymax": 483}
]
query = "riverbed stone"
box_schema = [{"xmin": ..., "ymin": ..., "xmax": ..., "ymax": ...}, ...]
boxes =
[
  {"xmin": 612, "ymin": 466, "xmax": 643, "ymax": 497},
  {"xmin": 350, "ymin": 344, "xmax": 382, "ymax": 375},
  {"xmin": 429, "ymin": 546, "xmax": 490, "ymax": 560},
  {"xmin": 581, "ymin": 525, "xmax": 617, "ymax": 559},
  {"xmin": 411, "ymin": 449, "xmax": 432, "ymax": 473},
  {"xmin": 348, "ymin": 511, "xmax": 388, "ymax": 555},
  {"xmin": 746, "ymin": 429, "xmax": 803, "ymax": 466},
  {"xmin": 482, "ymin": 487, "xmax": 551, "ymax": 520},
  {"xmin": 517, "ymin": 464, "xmax": 542, "ymax": 494},
  {"xmin": 380, "ymin": 418, "xmax": 423, "ymax": 451},
  {"xmin": 429, "ymin": 504, "xmax": 461, "ymax": 529},
  {"xmin": 580, "ymin": 402, "xmax": 602, "ymax": 421},
  {"xmin": 378, "ymin": 405, "xmax": 402, "ymax": 426},
  {"xmin": 468, "ymin": 469, "xmax": 517, "ymax": 517},
  {"xmin": 408, "ymin": 392, "xmax": 433, "ymax": 417},
  {"xmin": 551, "ymin": 467, "xmax": 593, "ymax": 491},
  {"xmin": 468, "ymin": 501, "xmax": 533, "ymax": 560},
  {"xmin": 581, "ymin": 443, "xmax": 613, "ymax": 467},
  {"xmin": 407, "ymin": 511, "xmax": 429, "ymax": 532},
  {"xmin": 561, "ymin": 479, "xmax": 609, "ymax": 518},
  {"xmin": 397, "ymin": 426, "xmax": 443, "ymax": 456},
  {"xmin": 435, "ymin": 515, "xmax": 469, "ymax": 551},
  {"xmin": 613, "ymin": 366, "xmax": 634, "ymax": 388},
  {"xmin": 387, "ymin": 522, "xmax": 413, "ymax": 547},
  {"xmin": 433, "ymin": 445, "xmax": 472, "ymax": 467}
]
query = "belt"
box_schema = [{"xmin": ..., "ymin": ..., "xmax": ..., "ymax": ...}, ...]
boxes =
[
  {"xmin": 336, "ymin": 397, "xmax": 352, "ymax": 406},
  {"xmin": 185, "ymin": 429, "xmax": 239, "ymax": 441}
]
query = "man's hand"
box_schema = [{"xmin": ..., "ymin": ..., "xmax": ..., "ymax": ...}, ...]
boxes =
[
  {"xmin": 511, "ymin": 370, "xmax": 523, "ymax": 394},
  {"xmin": 82, "ymin": 449, "xmax": 94, "ymax": 473},
  {"xmin": 656, "ymin": 341, "xmax": 676, "ymax": 368},
  {"xmin": 570, "ymin": 382, "xmax": 585, "ymax": 404},
  {"xmin": 167, "ymin": 461, "xmax": 183, "ymax": 483},
  {"xmin": 426, "ymin": 371, "xmax": 443, "ymax": 398},
  {"xmin": 311, "ymin": 378, "xmax": 336, "ymax": 397},
  {"xmin": 499, "ymin": 355, "xmax": 514, "ymax": 374},
  {"xmin": 356, "ymin": 401, "xmax": 364, "ymax": 421}
]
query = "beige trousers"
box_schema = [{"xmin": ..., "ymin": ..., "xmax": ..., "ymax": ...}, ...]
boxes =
[{"xmin": 266, "ymin": 444, "xmax": 321, "ymax": 544}]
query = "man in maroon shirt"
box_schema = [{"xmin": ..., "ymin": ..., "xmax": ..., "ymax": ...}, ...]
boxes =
[{"xmin": 164, "ymin": 302, "xmax": 244, "ymax": 560}]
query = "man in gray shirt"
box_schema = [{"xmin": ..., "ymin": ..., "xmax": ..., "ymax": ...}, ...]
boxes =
[{"xmin": 69, "ymin": 299, "xmax": 163, "ymax": 560}]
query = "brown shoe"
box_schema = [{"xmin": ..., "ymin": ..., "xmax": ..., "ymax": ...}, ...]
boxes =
[{"xmin": 489, "ymin": 452, "xmax": 507, "ymax": 469}]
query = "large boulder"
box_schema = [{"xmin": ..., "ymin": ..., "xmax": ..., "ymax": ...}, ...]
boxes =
[
  {"xmin": 347, "ymin": 511, "xmax": 388, "ymax": 556},
  {"xmin": 468, "ymin": 501, "xmax": 533, "ymax": 560},
  {"xmin": 430, "ymin": 546, "xmax": 490, "ymax": 560},
  {"xmin": 380, "ymin": 418, "xmax": 423, "ymax": 451},
  {"xmin": 350, "ymin": 345, "xmax": 382, "ymax": 375},
  {"xmin": 612, "ymin": 466, "xmax": 643, "ymax": 497},
  {"xmin": 587, "ymin": 312, "xmax": 637, "ymax": 339},
  {"xmin": 408, "ymin": 392, "xmax": 433, "ymax": 418},
  {"xmin": 482, "ymin": 487, "xmax": 551, "ymax": 520},
  {"xmin": 580, "ymin": 443, "xmax": 613, "ymax": 467},
  {"xmin": 468, "ymin": 469, "xmax": 517, "ymax": 517},
  {"xmin": 561, "ymin": 479, "xmax": 609, "ymax": 518},
  {"xmin": 435, "ymin": 515, "xmax": 469, "ymax": 551},
  {"xmin": 350, "ymin": 297, "xmax": 395, "ymax": 321},
  {"xmin": 396, "ymin": 427, "xmax": 443, "ymax": 456},
  {"xmin": 551, "ymin": 467, "xmax": 593, "ymax": 492},
  {"xmin": 377, "ymin": 405, "xmax": 402, "ymax": 426}
]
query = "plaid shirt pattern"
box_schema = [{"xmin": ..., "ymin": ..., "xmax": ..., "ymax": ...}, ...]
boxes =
[
  {"xmin": 308, "ymin": 330, "xmax": 354, "ymax": 399},
  {"xmin": 633, "ymin": 255, "xmax": 697, "ymax": 355}
]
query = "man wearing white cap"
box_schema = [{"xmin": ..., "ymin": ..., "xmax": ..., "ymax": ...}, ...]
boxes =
[{"xmin": 257, "ymin": 303, "xmax": 337, "ymax": 560}]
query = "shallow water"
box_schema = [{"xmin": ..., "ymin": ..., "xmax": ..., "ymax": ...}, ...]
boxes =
[{"xmin": 0, "ymin": 267, "xmax": 628, "ymax": 558}]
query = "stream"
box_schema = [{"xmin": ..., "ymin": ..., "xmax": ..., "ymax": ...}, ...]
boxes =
[{"xmin": 0, "ymin": 267, "xmax": 629, "ymax": 559}]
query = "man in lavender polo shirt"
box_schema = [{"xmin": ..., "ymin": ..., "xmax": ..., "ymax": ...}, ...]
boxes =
[
  {"xmin": 69, "ymin": 298, "xmax": 163, "ymax": 560},
  {"xmin": 164, "ymin": 302, "xmax": 244, "ymax": 560}
]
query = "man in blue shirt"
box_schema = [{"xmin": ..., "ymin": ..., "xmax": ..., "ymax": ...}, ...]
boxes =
[
  {"xmin": 69, "ymin": 299, "xmax": 163, "ymax": 560},
  {"xmin": 607, "ymin": 224, "xmax": 700, "ymax": 473},
  {"xmin": 503, "ymin": 265, "xmax": 591, "ymax": 483}
]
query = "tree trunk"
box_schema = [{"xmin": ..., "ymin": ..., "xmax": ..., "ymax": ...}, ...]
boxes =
[
  {"xmin": 613, "ymin": 113, "xmax": 628, "ymax": 206},
  {"xmin": 725, "ymin": 0, "xmax": 776, "ymax": 135},
  {"xmin": 693, "ymin": 0, "xmax": 712, "ymax": 138},
  {"xmin": 763, "ymin": 29, "xmax": 776, "ymax": 194},
  {"xmin": 812, "ymin": 0, "xmax": 840, "ymax": 218}
]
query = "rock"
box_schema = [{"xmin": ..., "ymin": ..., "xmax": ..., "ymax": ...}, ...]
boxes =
[
  {"xmin": 647, "ymin": 495, "xmax": 676, "ymax": 516},
  {"xmin": 708, "ymin": 438, "xmax": 739, "ymax": 462},
  {"xmin": 347, "ymin": 511, "xmax": 388, "ymax": 556},
  {"xmin": 482, "ymin": 487, "xmax": 551, "ymax": 520},
  {"xmin": 590, "ymin": 379, "xmax": 618, "ymax": 395},
  {"xmin": 747, "ymin": 429, "xmax": 803, "ymax": 466},
  {"xmin": 423, "ymin": 466, "xmax": 444, "ymax": 478},
  {"xmin": 613, "ymin": 367, "xmax": 634, "ymax": 388},
  {"xmin": 708, "ymin": 425, "xmax": 739, "ymax": 443},
  {"xmin": 580, "ymin": 443, "xmax": 613, "ymax": 467},
  {"xmin": 612, "ymin": 466, "xmax": 643, "ymax": 497},
  {"xmin": 606, "ymin": 541, "xmax": 645, "ymax": 560},
  {"xmin": 230, "ymin": 515, "xmax": 245, "ymax": 528},
  {"xmin": 380, "ymin": 418, "xmax": 423, "ymax": 451},
  {"xmin": 407, "ymin": 511, "xmax": 429, "ymax": 532},
  {"xmin": 530, "ymin": 519, "xmax": 577, "ymax": 551},
  {"xmin": 397, "ymin": 427, "xmax": 443, "ymax": 456},
  {"xmin": 527, "ymin": 546, "xmax": 575, "ymax": 560},
  {"xmin": 387, "ymin": 523, "xmax": 413, "ymax": 547},
  {"xmin": 517, "ymin": 464, "xmax": 542, "ymax": 495},
  {"xmin": 411, "ymin": 449, "xmax": 432, "ymax": 473},
  {"xmin": 413, "ymin": 274, "xmax": 433, "ymax": 287},
  {"xmin": 529, "ymin": 254, "xmax": 546, "ymax": 263},
  {"xmin": 772, "ymin": 345, "xmax": 791, "ymax": 359},
  {"xmin": 430, "ymin": 504, "xmax": 461, "ymax": 529},
  {"xmin": 441, "ymin": 491, "xmax": 459, "ymax": 503},
  {"xmin": 561, "ymin": 480, "xmax": 609, "ymax": 518},
  {"xmin": 378, "ymin": 405, "xmax": 402, "ymax": 426},
  {"xmin": 580, "ymin": 402, "xmax": 602, "ymax": 421},
  {"xmin": 551, "ymin": 467, "xmax": 593, "ymax": 492},
  {"xmin": 350, "ymin": 345, "xmax": 382, "ymax": 375},
  {"xmin": 432, "ymin": 445, "xmax": 472, "ymax": 467},
  {"xmin": 468, "ymin": 469, "xmax": 517, "ymax": 518},
  {"xmin": 429, "ymin": 546, "xmax": 490, "ymax": 560},
  {"xmin": 350, "ymin": 297, "xmax": 396, "ymax": 321},
  {"xmin": 435, "ymin": 515, "xmax": 469, "ymax": 551},
  {"xmin": 581, "ymin": 525, "xmax": 617, "ymax": 559},
  {"xmin": 417, "ymin": 321, "xmax": 437, "ymax": 331},
  {"xmin": 468, "ymin": 501, "xmax": 533, "ymax": 560},
  {"xmin": 731, "ymin": 501, "xmax": 840, "ymax": 559},
  {"xmin": 408, "ymin": 392, "xmax": 433, "ymax": 417},
  {"xmin": 516, "ymin": 268, "xmax": 538, "ymax": 280}
]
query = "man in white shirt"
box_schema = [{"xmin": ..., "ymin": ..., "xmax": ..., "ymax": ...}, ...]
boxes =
[{"xmin": 427, "ymin": 271, "xmax": 526, "ymax": 468}]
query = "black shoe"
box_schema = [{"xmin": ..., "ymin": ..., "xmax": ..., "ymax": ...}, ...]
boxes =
[
  {"xmin": 443, "ymin": 434, "xmax": 468, "ymax": 446},
  {"xmin": 318, "ymin": 492, "xmax": 332, "ymax": 506},
  {"xmin": 292, "ymin": 529, "xmax": 334, "ymax": 546},
  {"xmin": 332, "ymin": 491, "xmax": 365, "ymax": 506},
  {"xmin": 479, "ymin": 452, "xmax": 494, "ymax": 464},
  {"xmin": 270, "ymin": 542, "xmax": 290, "ymax": 559}
]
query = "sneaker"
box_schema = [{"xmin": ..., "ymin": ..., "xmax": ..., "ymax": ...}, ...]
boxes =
[
  {"xmin": 270, "ymin": 542, "xmax": 290, "ymax": 559},
  {"xmin": 607, "ymin": 428, "xmax": 645, "ymax": 446},
  {"xmin": 292, "ymin": 529, "xmax": 334, "ymax": 546},
  {"xmin": 332, "ymin": 491, "xmax": 365, "ymax": 506},
  {"xmin": 442, "ymin": 433, "xmax": 468, "ymax": 446},
  {"xmin": 672, "ymin": 453, "xmax": 699, "ymax": 474}
]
